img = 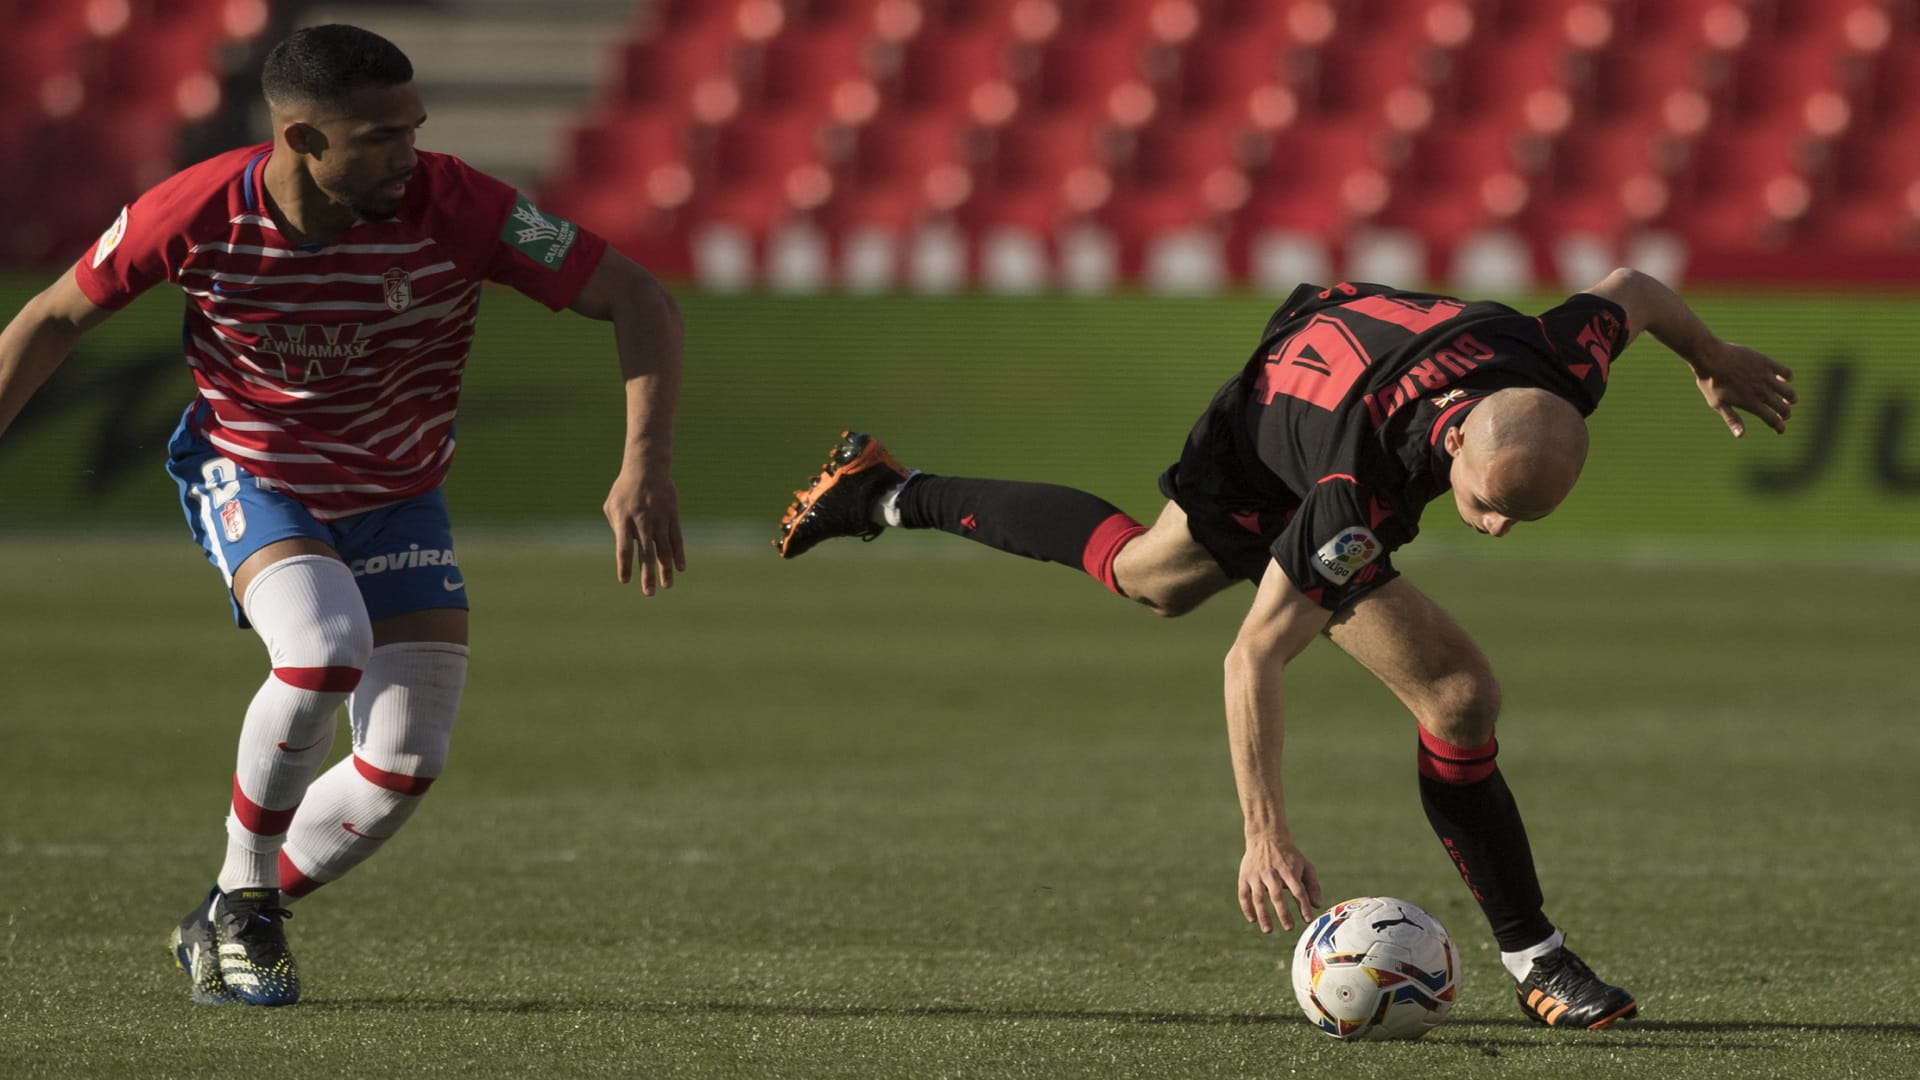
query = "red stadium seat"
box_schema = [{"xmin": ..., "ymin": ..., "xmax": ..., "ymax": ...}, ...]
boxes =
[
  {"xmin": 825, "ymin": 111, "xmax": 979, "ymax": 227},
  {"xmin": 1523, "ymin": 126, "xmax": 1686, "ymax": 241},
  {"xmin": 1104, "ymin": 117, "xmax": 1257, "ymax": 231},
  {"xmin": 889, "ymin": 28, "xmax": 1024, "ymax": 125},
  {"xmin": 1659, "ymin": 128, "xmax": 1820, "ymax": 251},
  {"xmin": 1162, "ymin": 31, "xmax": 1293, "ymax": 127},
  {"xmin": 1372, "ymin": 127, "xmax": 1536, "ymax": 248},
  {"xmin": 1710, "ymin": 42, "xmax": 1856, "ymax": 137},
  {"xmin": 688, "ymin": 114, "xmax": 839, "ymax": 231},
  {"xmin": 1801, "ymin": 123, "xmax": 1920, "ymax": 251},
  {"xmin": 1236, "ymin": 125, "xmax": 1394, "ymax": 241},
  {"xmin": 1570, "ymin": 41, "xmax": 1717, "ymax": 135},
  {"xmin": 1291, "ymin": 37, "xmax": 1443, "ymax": 134},
  {"xmin": 742, "ymin": 28, "xmax": 886, "ymax": 125},
  {"xmin": 1433, "ymin": 43, "xmax": 1577, "ymax": 137},
  {"xmin": 617, "ymin": 34, "xmax": 746, "ymax": 121},
  {"xmin": 964, "ymin": 114, "xmax": 1119, "ymax": 230},
  {"xmin": 1022, "ymin": 28, "xmax": 1163, "ymax": 126}
]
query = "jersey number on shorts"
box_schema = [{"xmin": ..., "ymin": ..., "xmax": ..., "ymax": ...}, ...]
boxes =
[{"xmin": 200, "ymin": 457, "xmax": 241, "ymax": 507}]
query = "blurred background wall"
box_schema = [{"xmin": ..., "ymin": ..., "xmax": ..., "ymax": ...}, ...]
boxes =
[{"xmin": 0, "ymin": 0, "xmax": 1914, "ymax": 543}]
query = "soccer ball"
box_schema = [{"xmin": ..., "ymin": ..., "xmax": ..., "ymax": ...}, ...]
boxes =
[{"xmin": 1290, "ymin": 896, "xmax": 1462, "ymax": 1040}]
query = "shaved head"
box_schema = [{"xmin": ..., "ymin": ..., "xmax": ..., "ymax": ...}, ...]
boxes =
[{"xmin": 1446, "ymin": 388, "xmax": 1588, "ymax": 534}]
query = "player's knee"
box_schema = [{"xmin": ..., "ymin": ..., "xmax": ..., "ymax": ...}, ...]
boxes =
[
  {"xmin": 246, "ymin": 554, "xmax": 375, "ymax": 675},
  {"xmin": 351, "ymin": 642, "xmax": 467, "ymax": 777},
  {"xmin": 1128, "ymin": 582, "xmax": 1204, "ymax": 617},
  {"xmin": 1417, "ymin": 669, "xmax": 1501, "ymax": 745}
]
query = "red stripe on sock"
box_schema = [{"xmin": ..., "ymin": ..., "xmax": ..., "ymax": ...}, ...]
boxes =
[
  {"xmin": 231, "ymin": 774, "xmax": 297, "ymax": 835},
  {"xmin": 277, "ymin": 850, "xmax": 321, "ymax": 898},
  {"xmin": 1081, "ymin": 513, "xmax": 1147, "ymax": 596},
  {"xmin": 273, "ymin": 665, "xmax": 363, "ymax": 692},
  {"xmin": 353, "ymin": 754, "xmax": 436, "ymax": 796},
  {"xmin": 1417, "ymin": 727, "xmax": 1499, "ymax": 784}
]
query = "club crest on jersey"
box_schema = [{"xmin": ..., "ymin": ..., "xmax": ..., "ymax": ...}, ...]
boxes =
[
  {"xmin": 220, "ymin": 499, "xmax": 247, "ymax": 542},
  {"xmin": 1313, "ymin": 527, "xmax": 1380, "ymax": 583},
  {"xmin": 92, "ymin": 206, "xmax": 128, "ymax": 268},
  {"xmin": 1432, "ymin": 388, "xmax": 1468, "ymax": 408},
  {"xmin": 381, "ymin": 267, "xmax": 412, "ymax": 312}
]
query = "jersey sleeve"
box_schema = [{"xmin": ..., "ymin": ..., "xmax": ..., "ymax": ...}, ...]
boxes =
[
  {"xmin": 438, "ymin": 160, "xmax": 607, "ymax": 310},
  {"xmin": 1531, "ymin": 293, "xmax": 1630, "ymax": 411},
  {"xmin": 1270, "ymin": 475, "xmax": 1406, "ymax": 611},
  {"xmin": 72, "ymin": 193, "xmax": 190, "ymax": 310}
]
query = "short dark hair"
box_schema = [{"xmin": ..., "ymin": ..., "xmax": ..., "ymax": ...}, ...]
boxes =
[{"xmin": 261, "ymin": 24, "xmax": 412, "ymax": 112}]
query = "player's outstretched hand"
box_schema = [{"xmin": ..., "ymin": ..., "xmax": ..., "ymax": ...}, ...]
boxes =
[
  {"xmin": 604, "ymin": 467, "xmax": 685, "ymax": 595},
  {"xmin": 1239, "ymin": 835, "xmax": 1322, "ymax": 934},
  {"xmin": 1691, "ymin": 340, "xmax": 1796, "ymax": 437}
]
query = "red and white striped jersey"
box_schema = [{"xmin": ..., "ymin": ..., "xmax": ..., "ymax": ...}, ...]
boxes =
[{"xmin": 74, "ymin": 143, "xmax": 608, "ymax": 519}]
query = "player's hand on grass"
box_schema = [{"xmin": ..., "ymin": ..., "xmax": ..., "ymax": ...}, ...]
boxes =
[
  {"xmin": 1691, "ymin": 341, "xmax": 1796, "ymax": 437},
  {"xmin": 1239, "ymin": 835, "xmax": 1322, "ymax": 934},
  {"xmin": 604, "ymin": 467, "xmax": 685, "ymax": 595}
]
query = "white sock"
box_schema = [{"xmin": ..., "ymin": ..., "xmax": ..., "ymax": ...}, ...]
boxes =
[
  {"xmin": 873, "ymin": 471, "xmax": 920, "ymax": 527},
  {"xmin": 1501, "ymin": 928, "xmax": 1566, "ymax": 982},
  {"xmin": 218, "ymin": 555, "xmax": 372, "ymax": 893},
  {"xmin": 278, "ymin": 642, "xmax": 467, "ymax": 896}
]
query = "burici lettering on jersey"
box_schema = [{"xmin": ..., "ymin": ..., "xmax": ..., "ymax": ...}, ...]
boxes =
[
  {"xmin": 251, "ymin": 322, "xmax": 367, "ymax": 384},
  {"xmin": 1362, "ymin": 332, "xmax": 1495, "ymax": 427}
]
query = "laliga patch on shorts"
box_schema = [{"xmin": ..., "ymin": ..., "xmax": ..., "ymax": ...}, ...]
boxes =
[
  {"xmin": 501, "ymin": 194, "xmax": 579, "ymax": 269},
  {"xmin": 220, "ymin": 499, "xmax": 247, "ymax": 543},
  {"xmin": 1312, "ymin": 526, "xmax": 1379, "ymax": 583},
  {"xmin": 93, "ymin": 206, "xmax": 128, "ymax": 268}
]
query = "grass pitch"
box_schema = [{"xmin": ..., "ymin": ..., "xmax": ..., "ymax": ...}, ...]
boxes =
[{"xmin": 2, "ymin": 532, "xmax": 1917, "ymax": 1078}]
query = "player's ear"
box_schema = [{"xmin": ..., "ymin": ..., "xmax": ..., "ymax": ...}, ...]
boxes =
[
  {"xmin": 283, "ymin": 121, "xmax": 327, "ymax": 156},
  {"xmin": 1442, "ymin": 425, "xmax": 1466, "ymax": 456}
]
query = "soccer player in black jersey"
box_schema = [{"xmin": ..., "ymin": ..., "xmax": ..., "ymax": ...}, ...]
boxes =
[{"xmin": 775, "ymin": 268, "xmax": 1796, "ymax": 1030}]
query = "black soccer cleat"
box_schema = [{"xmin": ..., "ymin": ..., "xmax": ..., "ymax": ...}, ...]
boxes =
[
  {"xmin": 775, "ymin": 431, "xmax": 912, "ymax": 559},
  {"xmin": 1515, "ymin": 945, "xmax": 1638, "ymax": 1029},
  {"xmin": 168, "ymin": 887, "xmax": 237, "ymax": 1005},
  {"xmin": 211, "ymin": 887, "xmax": 301, "ymax": 1006}
]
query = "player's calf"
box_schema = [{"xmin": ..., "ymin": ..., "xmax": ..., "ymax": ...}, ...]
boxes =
[
  {"xmin": 221, "ymin": 554, "xmax": 374, "ymax": 894},
  {"xmin": 277, "ymin": 642, "xmax": 467, "ymax": 896}
]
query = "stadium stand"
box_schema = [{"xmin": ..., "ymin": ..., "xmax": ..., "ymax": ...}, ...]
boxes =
[
  {"xmin": 5, "ymin": 0, "xmax": 1916, "ymax": 289},
  {"xmin": 536, "ymin": 0, "xmax": 1920, "ymax": 289},
  {"xmin": 0, "ymin": 0, "xmax": 270, "ymax": 264}
]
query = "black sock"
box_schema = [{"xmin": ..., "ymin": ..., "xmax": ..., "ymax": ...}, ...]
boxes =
[
  {"xmin": 895, "ymin": 474, "xmax": 1144, "ymax": 593},
  {"xmin": 1419, "ymin": 767, "xmax": 1555, "ymax": 952}
]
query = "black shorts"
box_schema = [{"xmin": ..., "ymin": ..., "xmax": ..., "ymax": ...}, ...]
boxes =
[{"xmin": 1156, "ymin": 373, "xmax": 1302, "ymax": 584}]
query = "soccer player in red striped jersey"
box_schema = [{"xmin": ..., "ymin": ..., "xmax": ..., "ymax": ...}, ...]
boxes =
[
  {"xmin": 776, "ymin": 271, "xmax": 1797, "ymax": 1030},
  {"xmin": 0, "ymin": 25, "xmax": 685, "ymax": 1006}
]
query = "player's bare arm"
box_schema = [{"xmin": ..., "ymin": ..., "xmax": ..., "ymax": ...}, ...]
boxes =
[
  {"xmin": 1582, "ymin": 267, "xmax": 1797, "ymax": 437},
  {"xmin": 0, "ymin": 266, "xmax": 116, "ymax": 437},
  {"xmin": 1227, "ymin": 559, "xmax": 1334, "ymax": 934},
  {"xmin": 568, "ymin": 247, "xmax": 686, "ymax": 594}
]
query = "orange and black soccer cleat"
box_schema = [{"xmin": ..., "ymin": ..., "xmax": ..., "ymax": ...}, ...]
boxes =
[
  {"xmin": 775, "ymin": 431, "xmax": 913, "ymax": 559},
  {"xmin": 1515, "ymin": 945, "xmax": 1638, "ymax": 1029}
]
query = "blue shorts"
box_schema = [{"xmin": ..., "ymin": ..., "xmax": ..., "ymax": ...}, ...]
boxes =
[{"xmin": 166, "ymin": 414, "xmax": 468, "ymax": 629}]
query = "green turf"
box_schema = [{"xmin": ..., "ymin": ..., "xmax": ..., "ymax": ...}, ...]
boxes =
[{"xmin": 2, "ymin": 533, "xmax": 1917, "ymax": 1078}]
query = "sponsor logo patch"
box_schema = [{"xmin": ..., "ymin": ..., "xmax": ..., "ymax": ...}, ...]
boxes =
[
  {"xmin": 220, "ymin": 499, "xmax": 247, "ymax": 542},
  {"xmin": 381, "ymin": 267, "xmax": 412, "ymax": 312},
  {"xmin": 501, "ymin": 194, "xmax": 579, "ymax": 268},
  {"xmin": 92, "ymin": 206, "xmax": 128, "ymax": 268},
  {"xmin": 348, "ymin": 545, "xmax": 457, "ymax": 577},
  {"xmin": 1312, "ymin": 526, "xmax": 1380, "ymax": 584}
]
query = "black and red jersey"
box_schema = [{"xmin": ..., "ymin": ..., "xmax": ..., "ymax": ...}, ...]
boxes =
[{"xmin": 1185, "ymin": 280, "xmax": 1629, "ymax": 609}]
